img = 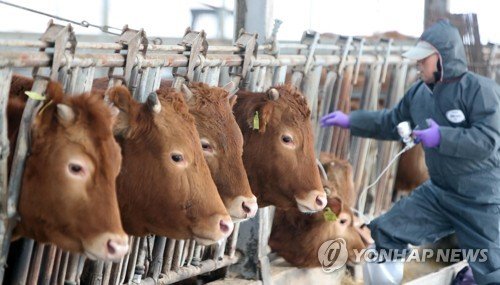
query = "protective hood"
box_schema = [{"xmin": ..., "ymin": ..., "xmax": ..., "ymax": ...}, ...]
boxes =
[{"xmin": 420, "ymin": 19, "xmax": 468, "ymax": 80}]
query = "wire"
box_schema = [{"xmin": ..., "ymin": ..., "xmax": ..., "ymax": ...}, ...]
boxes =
[
  {"xmin": 355, "ymin": 144, "xmax": 414, "ymax": 222},
  {"xmin": 316, "ymin": 159, "xmax": 329, "ymax": 181},
  {"xmin": 0, "ymin": 0, "xmax": 122, "ymax": 35}
]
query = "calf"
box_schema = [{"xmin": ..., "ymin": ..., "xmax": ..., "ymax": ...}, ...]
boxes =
[{"xmin": 269, "ymin": 155, "xmax": 371, "ymax": 267}]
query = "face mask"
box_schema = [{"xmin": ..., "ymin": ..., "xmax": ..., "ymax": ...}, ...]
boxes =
[{"xmin": 433, "ymin": 58, "xmax": 442, "ymax": 82}]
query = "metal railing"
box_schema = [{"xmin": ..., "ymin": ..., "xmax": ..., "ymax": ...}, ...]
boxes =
[{"xmin": 0, "ymin": 20, "xmax": 499, "ymax": 285}]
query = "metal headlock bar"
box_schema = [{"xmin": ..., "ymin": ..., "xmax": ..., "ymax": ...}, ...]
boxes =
[
  {"xmin": 171, "ymin": 28, "xmax": 208, "ymax": 90},
  {"xmin": 0, "ymin": 21, "xmax": 75, "ymax": 284},
  {"xmin": 107, "ymin": 26, "xmax": 149, "ymax": 94},
  {"xmin": 230, "ymin": 29, "xmax": 258, "ymax": 90},
  {"xmin": 0, "ymin": 22, "xmax": 499, "ymax": 285}
]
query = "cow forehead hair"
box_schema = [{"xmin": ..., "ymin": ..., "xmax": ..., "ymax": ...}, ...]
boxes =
[
  {"xmin": 65, "ymin": 93, "xmax": 117, "ymax": 140},
  {"xmin": 270, "ymin": 84, "xmax": 311, "ymax": 120},
  {"xmin": 186, "ymin": 82, "xmax": 230, "ymax": 109},
  {"xmin": 155, "ymin": 88, "xmax": 195, "ymax": 124}
]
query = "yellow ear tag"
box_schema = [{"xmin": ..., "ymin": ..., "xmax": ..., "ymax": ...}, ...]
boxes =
[
  {"xmin": 323, "ymin": 207, "xmax": 338, "ymax": 222},
  {"xmin": 25, "ymin": 91, "xmax": 46, "ymax": 101},
  {"xmin": 253, "ymin": 111, "xmax": 260, "ymax": 130}
]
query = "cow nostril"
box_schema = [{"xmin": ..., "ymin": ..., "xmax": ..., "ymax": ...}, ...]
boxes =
[
  {"xmin": 220, "ymin": 220, "xmax": 230, "ymax": 233},
  {"xmin": 242, "ymin": 202, "xmax": 251, "ymax": 213},
  {"xmin": 316, "ymin": 196, "xmax": 325, "ymax": 207},
  {"xmin": 107, "ymin": 240, "xmax": 117, "ymax": 255}
]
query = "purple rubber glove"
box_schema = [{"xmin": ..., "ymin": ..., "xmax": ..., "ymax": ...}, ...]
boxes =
[
  {"xmin": 320, "ymin": 111, "xmax": 350, "ymax": 128},
  {"xmin": 413, "ymin": 119, "xmax": 441, "ymax": 148}
]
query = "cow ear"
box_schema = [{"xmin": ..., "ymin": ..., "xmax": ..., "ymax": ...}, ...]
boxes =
[
  {"xmin": 105, "ymin": 86, "xmax": 133, "ymax": 114},
  {"xmin": 259, "ymin": 102, "xmax": 274, "ymax": 132},
  {"xmin": 328, "ymin": 196, "xmax": 343, "ymax": 216},
  {"xmin": 248, "ymin": 102, "xmax": 274, "ymax": 133},
  {"xmin": 319, "ymin": 153, "xmax": 334, "ymax": 170},
  {"xmin": 105, "ymin": 86, "xmax": 134, "ymax": 136},
  {"xmin": 44, "ymin": 81, "xmax": 64, "ymax": 103}
]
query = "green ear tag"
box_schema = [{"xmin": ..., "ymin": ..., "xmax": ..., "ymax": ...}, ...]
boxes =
[
  {"xmin": 323, "ymin": 207, "xmax": 338, "ymax": 222},
  {"xmin": 253, "ymin": 111, "xmax": 260, "ymax": 130},
  {"xmin": 25, "ymin": 91, "xmax": 46, "ymax": 101}
]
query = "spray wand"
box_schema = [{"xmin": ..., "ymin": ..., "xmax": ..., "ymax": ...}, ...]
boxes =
[{"xmin": 355, "ymin": 121, "xmax": 420, "ymax": 223}]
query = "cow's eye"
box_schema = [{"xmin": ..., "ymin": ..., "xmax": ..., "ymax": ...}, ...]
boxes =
[
  {"xmin": 340, "ymin": 218, "xmax": 348, "ymax": 225},
  {"xmin": 281, "ymin": 134, "xmax": 295, "ymax": 149},
  {"xmin": 170, "ymin": 151, "xmax": 187, "ymax": 167},
  {"xmin": 69, "ymin": 163, "xmax": 83, "ymax": 174},
  {"xmin": 171, "ymin": 154, "xmax": 184, "ymax": 163},
  {"xmin": 282, "ymin": 135, "xmax": 293, "ymax": 144},
  {"xmin": 201, "ymin": 142, "xmax": 210, "ymax": 150},
  {"xmin": 323, "ymin": 187, "xmax": 332, "ymax": 196},
  {"xmin": 67, "ymin": 161, "xmax": 88, "ymax": 178},
  {"xmin": 201, "ymin": 139, "xmax": 214, "ymax": 153}
]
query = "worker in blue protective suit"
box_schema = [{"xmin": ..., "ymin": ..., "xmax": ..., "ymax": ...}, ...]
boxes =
[{"xmin": 321, "ymin": 19, "xmax": 500, "ymax": 285}]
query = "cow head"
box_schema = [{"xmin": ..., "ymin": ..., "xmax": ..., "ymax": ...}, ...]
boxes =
[
  {"xmin": 106, "ymin": 86, "xmax": 233, "ymax": 245},
  {"xmin": 319, "ymin": 152, "xmax": 356, "ymax": 207},
  {"xmin": 234, "ymin": 85, "xmax": 326, "ymax": 212},
  {"xmin": 179, "ymin": 82, "xmax": 257, "ymax": 221},
  {"xmin": 11, "ymin": 80, "xmax": 128, "ymax": 262},
  {"xmin": 320, "ymin": 156, "xmax": 372, "ymax": 263},
  {"xmin": 269, "ymin": 156, "xmax": 371, "ymax": 267}
]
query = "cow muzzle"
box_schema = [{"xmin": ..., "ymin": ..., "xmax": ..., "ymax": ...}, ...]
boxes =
[
  {"xmin": 295, "ymin": 190, "xmax": 327, "ymax": 213},
  {"xmin": 227, "ymin": 195, "xmax": 258, "ymax": 222},
  {"xmin": 83, "ymin": 232, "xmax": 129, "ymax": 262},
  {"xmin": 193, "ymin": 214, "xmax": 234, "ymax": 245}
]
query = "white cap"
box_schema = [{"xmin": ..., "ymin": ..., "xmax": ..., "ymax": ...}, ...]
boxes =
[{"xmin": 402, "ymin": 41, "xmax": 436, "ymax": 60}]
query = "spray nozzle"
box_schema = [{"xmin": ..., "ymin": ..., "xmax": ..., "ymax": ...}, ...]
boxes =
[
  {"xmin": 356, "ymin": 121, "xmax": 420, "ymax": 221},
  {"xmin": 397, "ymin": 121, "xmax": 416, "ymax": 148}
]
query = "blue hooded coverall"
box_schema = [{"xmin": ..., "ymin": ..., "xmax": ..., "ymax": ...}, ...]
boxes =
[{"xmin": 349, "ymin": 20, "xmax": 500, "ymax": 284}]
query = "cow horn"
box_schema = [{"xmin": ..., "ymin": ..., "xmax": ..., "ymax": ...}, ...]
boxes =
[
  {"xmin": 147, "ymin": 92, "xmax": 161, "ymax": 114},
  {"xmin": 56, "ymin": 104, "xmax": 75, "ymax": 123},
  {"xmin": 223, "ymin": 81, "xmax": 239, "ymax": 96},
  {"xmin": 223, "ymin": 81, "xmax": 235, "ymax": 92},
  {"xmin": 103, "ymin": 92, "xmax": 118, "ymax": 115},
  {"xmin": 103, "ymin": 90, "xmax": 111, "ymax": 106},
  {"xmin": 182, "ymin": 84, "xmax": 193, "ymax": 101},
  {"xmin": 267, "ymin": 88, "xmax": 279, "ymax": 101}
]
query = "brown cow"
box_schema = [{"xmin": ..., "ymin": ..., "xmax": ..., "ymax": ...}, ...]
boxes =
[
  {"xmin": 394, "ymin": 144, "xmax": 429, "ymax": 192},
  {"xmin": 164, "ymin": 81, "xmax": 258, "ymax": 221},
  {"xmin": 8, "ymin": 75, "xmax": 129, "ymax": 261},
  {"xmin": 233, "ymin": 85, "xmax": 326, "ymax": 212},
  {"xmin": 319, "ymin": 152, "xmax": 356, "ymax": 207},
  {"xmin": 269, "ymin": 155, "xmax": 371, "ymax": 267},
  {"xmin": 350, "ymin": 97, "xmax": 429, "ymax": 195},
  {"xmin": 103, "ymin": 86, "xmax": 234, "ymax": 244}
]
